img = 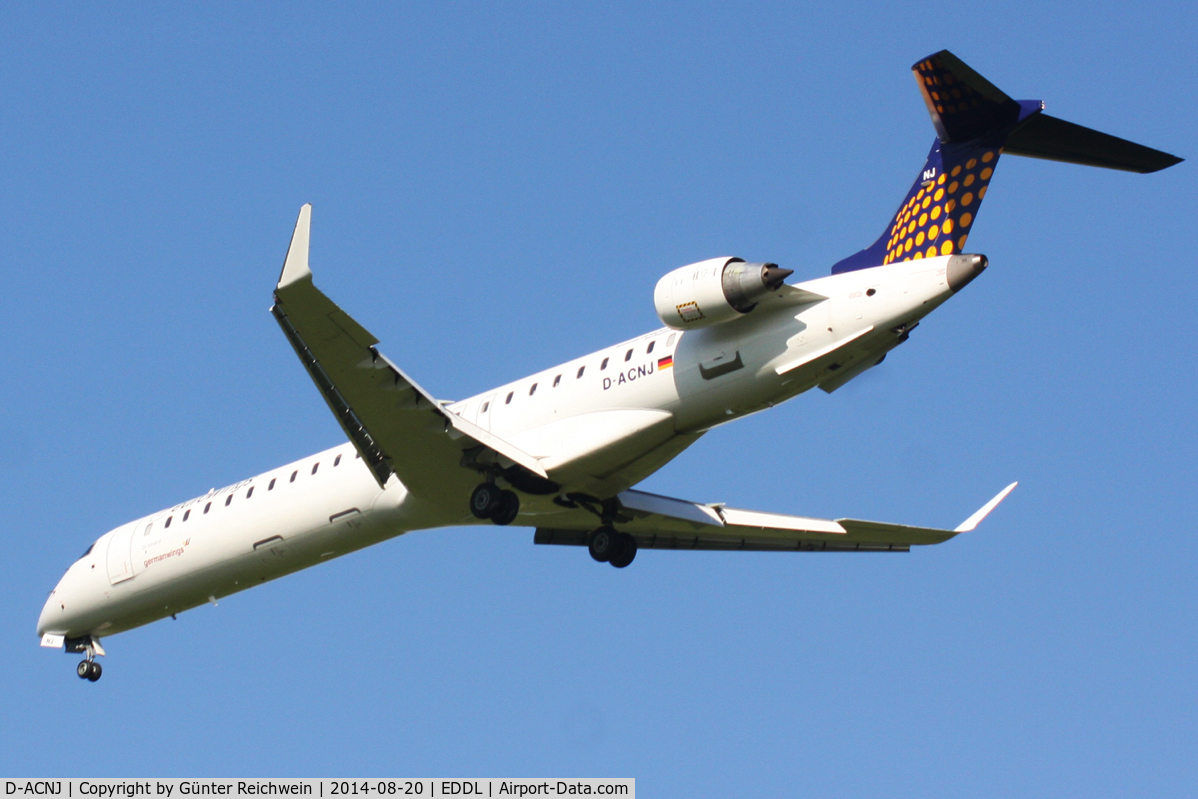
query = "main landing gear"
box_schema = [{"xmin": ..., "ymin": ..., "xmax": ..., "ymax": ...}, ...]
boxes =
[
  {"xmin": 588, "ymin": 526, "xmax": 637, "ymax": 569},
  {"xmin": 470, "ymin": 483, "xmax": 520, "ymax": 526}
]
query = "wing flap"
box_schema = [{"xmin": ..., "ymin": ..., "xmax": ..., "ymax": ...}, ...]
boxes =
[{"xmin": 535, "ymin": 527, "xmax": 909, "ymax": 552}]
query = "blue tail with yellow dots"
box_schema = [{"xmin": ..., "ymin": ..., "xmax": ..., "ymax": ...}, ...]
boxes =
[{"xmin": 831, "ymin": 50, "xmax": 1182, "ymax": 275}]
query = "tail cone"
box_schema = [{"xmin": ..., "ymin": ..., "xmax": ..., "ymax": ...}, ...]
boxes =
[{"xmin": 946, "ymin": 254, "xmax": 988, "ymax": 292}]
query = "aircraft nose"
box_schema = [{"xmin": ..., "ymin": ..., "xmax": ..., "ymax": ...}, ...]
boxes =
[
  {"xmin": 37, "ymin": 571, "xmax": 77, "ymax": 638},
  {"xmin": 37, "ymin": 589, "xmax": 58, "ymax": 637},
  {"xmin": 946, "ymin": 253, "xmax": 988, "ymax": 292}
]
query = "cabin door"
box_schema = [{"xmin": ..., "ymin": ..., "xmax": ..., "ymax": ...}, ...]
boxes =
[
  {"xmin": 475, "ymin": 394, "xmax": 496, "ymax": 431},
  {"xmin": 106, "ymin": 520, "xmax": 145, "ymax": 585}
]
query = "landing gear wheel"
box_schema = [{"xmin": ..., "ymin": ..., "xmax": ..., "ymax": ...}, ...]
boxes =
[
  {"xmin": 491, "ymin": 490, "xmax": 520, "ymax": 526},
  {"xmin": 609, "ymin": 534, "xmax": 637, "ymax": 569},
  {"xmin": 470, "ymin": 483, "xmax": 503, "ymax": 519},
  {"xmin": 588, "ymin": 527, "xmax": 618, "ymax": 563},
  {"xmin": 86, "ymin": 661, "xmax": 102, "ymax": 681},
  {"xmin": 76, "ymin": 660, "xmax": 91, "ymax": 679}
]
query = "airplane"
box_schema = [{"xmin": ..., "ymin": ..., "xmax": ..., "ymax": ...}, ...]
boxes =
[{"xmin": 37, "ymin": 50, "xmax": 1180, "ymax": 681}]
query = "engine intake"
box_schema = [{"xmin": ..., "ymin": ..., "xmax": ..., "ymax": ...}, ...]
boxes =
[{"xmin": 654, "ymin": 257, "xmax": 793, "ymax": 330}]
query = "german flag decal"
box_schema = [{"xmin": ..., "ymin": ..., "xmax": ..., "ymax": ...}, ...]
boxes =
[{"xmin": 657, "ymin": 355, "xmax": 674, "ymax": 370}]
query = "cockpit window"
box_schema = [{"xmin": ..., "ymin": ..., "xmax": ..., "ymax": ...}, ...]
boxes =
[{"xmin": 78, "ymin": 542, "xmax": 94, "ymax": 560}]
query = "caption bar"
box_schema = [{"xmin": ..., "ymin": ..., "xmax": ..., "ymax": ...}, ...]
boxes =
[{"xmin": 3, "ymin": 781, "xmax": 632, "ymax": 799}]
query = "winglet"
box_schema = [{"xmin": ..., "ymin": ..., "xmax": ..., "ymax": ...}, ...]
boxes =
[
  {"xmin": 277, "ymin": 204, "xmax": 313, "ymax": 290},
  {"xmin": 955, "ymin": 482, "xmax": 1017, "ymax": 532}
]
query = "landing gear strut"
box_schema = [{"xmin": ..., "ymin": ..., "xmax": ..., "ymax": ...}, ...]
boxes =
[
  {"xmin": 470, "ymin": 483, "xmax": 520, "ymax": 526},
  {"xmin": 588, "ymin": 526, "xmax": 637, "ymax": 568}
]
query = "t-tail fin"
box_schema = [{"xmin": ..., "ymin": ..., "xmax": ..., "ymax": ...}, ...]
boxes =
[{"xmin": 831, "ymin": 50, "xmax": 1182, "ymax": 275}]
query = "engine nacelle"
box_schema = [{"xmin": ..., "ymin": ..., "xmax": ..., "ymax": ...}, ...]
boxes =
[{"xmin": 654, "ymin": 257, "xmax": 793, "ymax": 330}]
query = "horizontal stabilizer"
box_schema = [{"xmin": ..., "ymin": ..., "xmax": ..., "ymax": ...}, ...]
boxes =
[
  {"xmin": 913, "ymin": 50, "xmax": 1027, "ymax": 143},
  {"xmin": 1005, "ymin": 113, "xmax": 1182, "ymax": 173}
]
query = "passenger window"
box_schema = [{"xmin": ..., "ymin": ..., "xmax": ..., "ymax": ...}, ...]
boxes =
[
  {"xmin": 269, "ymin": 478, "xmax": 276, "ymax": 490},
  {"xmin": 482, "ymin": 402, "xmax": 490, "ymax": 413},
  {"xmin": 165, "ymin": 516, "xmax": 172, "ymax": 528},
  {"xmin": 529, "ymin": 383, "xmax": 537, "ymax": 396},
  {"xmin": 647, "ymin": 340, "xmax": 655, "ymax": 354},
  {"xmin": 144, "ymin": 523, "xmax": 153, "ymax": 537},
  {"xmin": 225, "ymin": 495, "xmax": 233, "ymax": 506},
  {"xmin": 290, "ymin": 470, "xmax": 297, "ymax": 483},
  {"xmin": 625, "ymin": 349, "xmax": 633, "ymax": 361},
  {"xmin": 505, "ymin": 392, "xmax": 514, "ymax": 404},
  {"xmin": 183, "ymin": 510, "xmax": 190, "ymax": 522},
  {"xmin": 311, "ymin": 463, "xmax": 319, "ymax": 475},
  {"xmin": 553, "ymin": 375, "xmax": 561, "ymax": 387},
  {"xmin": 601, "ymin": 358, "xmax": 609, "ymax": 370},
  {"xmin": 204, "ymin": 503, "xmax": 211, "ymax": 514},
  {"xmin": 246, "ymin": 486, "xmax": 254, "ymax": 499},
  {"xmin": 334, "ymin": 454, "xmax": 341, "ymax": 467},
  {"xmin": 355, "ymin": 452, "xmax": 361, "ymax": 459},
  {"xmin": 577, "ymin": 366, "xmax": 585, "ymax": 379},
  {"xmin": 667, "ymin": 333, "xmax": 676, "ymax": 347}
]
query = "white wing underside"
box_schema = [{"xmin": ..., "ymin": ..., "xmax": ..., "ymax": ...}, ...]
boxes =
[{"xmin": 536, "ymin": 483, "xmax": 1017, "ymax": 552}]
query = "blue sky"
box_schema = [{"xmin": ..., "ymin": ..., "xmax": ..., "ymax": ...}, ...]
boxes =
[{"xmin": 2, "ymin": 2, "xmax": 1195, "ymax": 794}]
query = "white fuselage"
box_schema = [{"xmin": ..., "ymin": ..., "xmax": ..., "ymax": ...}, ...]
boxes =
[{"xmin": 38, "ymin": 256, "xmax": 961, "ymax": 641}]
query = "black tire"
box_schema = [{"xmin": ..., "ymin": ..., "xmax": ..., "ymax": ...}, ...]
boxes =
[
  {"xmin": 491, "ymin": 490, "xmax": 520, "ymax": 526},
  {"xmin": 77, "ymin": 661, "xmax": 91, "ymax": 679},
  {"xmin": 609, "ymin": 534, "xmax": 637, "ymax": 569},
  {"xmin": 588, "ymin": 527, "xmax": 618, "ymax": 563},
  {"xmin": 470, "ymin": 483, "xmax": 502, "ymax": 519},
  {"xmin": 87, "ymin": 661, "xmax": 102, "ymax": 682}
]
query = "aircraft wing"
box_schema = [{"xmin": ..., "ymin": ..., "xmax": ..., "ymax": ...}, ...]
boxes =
[
  {"xmin": 270, "ymin": 205, "xmax": 548, "ymax": 499},
  {"xmin": 535, "ymin": 483, "xmax": 1016, "ymax": 552}
]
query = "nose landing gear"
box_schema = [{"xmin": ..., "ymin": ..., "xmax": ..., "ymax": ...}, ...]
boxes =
[
  {"xmin": 76, "ymin": 659, "xmax": 101, "ymax": 681},
  {"xmin": 470, "ymin": 483, "xmax": 520, "ymax": 526},
  {"xmin": 66, "ymin": 634, "xmax": 105, "ymax": 682},
  {"xmin": 588, "ymin": 526, "xmax": 637, "ymax": 568}
]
